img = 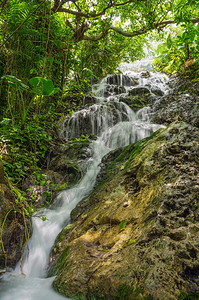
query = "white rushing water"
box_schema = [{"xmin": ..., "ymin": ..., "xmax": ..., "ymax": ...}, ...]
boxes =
[
  {"xmin": 0, "ymin": 139, "xmax": 110, "ymax": 300},
  {"xmin": 0, "ymin": 67, "xmax": 168, "ymax": 300}
]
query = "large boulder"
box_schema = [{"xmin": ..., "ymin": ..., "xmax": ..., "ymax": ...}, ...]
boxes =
[
  {"xmin": 48, "ymin": 122, "xmax": 199, "ymax": 300},
  {"xmin": 151, "ymin": 86, "xmax": 164, "ymax": 97},
  {"xmin": 129, "ymin": 87, "xmax": 151, "ymax": 96},
  {"xmin": 140, "ymin": 71, "xmax": 151, "ymax": 78},
  {"xmin": 23, "ymin": 136, "xmax": 94, "ymax": 207},
  {"xmin": 174, "ymin": 78, "xmax": 199, "ymax": 96},
  {"xmin": 104, "ymin": 84, "xmax": 126, "ymax": 97},
  {"xmin": 106, "ymin": 74, "xmax": 137, "ymax": 87},
  {"xmin": 151, "ymin": 93, "xmax": 199, "ymax": 128},
  {"xmin": 120, "ymin": 87, "xmax": 151, "ymax": 112}
]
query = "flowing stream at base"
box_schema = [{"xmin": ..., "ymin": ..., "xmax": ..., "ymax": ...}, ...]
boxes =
[{"xmin": 0, "ymin": 63, "xmax": 169, "ymax": 299}]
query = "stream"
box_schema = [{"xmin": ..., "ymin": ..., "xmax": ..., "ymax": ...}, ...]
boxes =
[{"xmin": 0, "ymin": 63, "xmax": 169, "ymax": 299}]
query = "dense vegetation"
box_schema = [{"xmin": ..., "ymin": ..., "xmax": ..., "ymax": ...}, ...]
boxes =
[{"xmin": 0, "ymin": 0, "xmax": 198, "ymax": 218}]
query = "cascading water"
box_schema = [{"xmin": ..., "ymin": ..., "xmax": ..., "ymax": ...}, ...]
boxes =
[{"xmin": 0, "ymin": 65, "xmax": 168, "ymax": 300}]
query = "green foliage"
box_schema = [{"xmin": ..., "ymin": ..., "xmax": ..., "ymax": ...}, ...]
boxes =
[
  {"xmin": 1, "ymin": 75, "xmax": 62, "ymax": 125},
  {"xmin": 167, "ymin": 34, "xmax": 172, "ymax": 49},
  {"xmin": 119, "ymin": 220, "xmax": 127, "ymax": 231},
  {"xmin": 153, "ymin": 22, "xmax": 199, "ymax": 76},
  {"xmin": 127, "ymin": 239, "xmax": 136, "ymax": 245},
  {"xmin": 1, "ymin": 75, "xmax": 29, "ymax": 91},
  {"xmin": 29, "ymin": 77, "xmax": 61, "ymax": 96},
  {"xmin": 0, "ymin": 0, "xmax": 198, "ymax": 91},
  {"xmin": 117, "ymin": 284, "xmax": 133, "ymax": 299},
  {"xmin": 29, "ymin": 172, "xmax": 58, "ymax": 207},
  {"xmin": 179, "ymin": 291, "xmax": 199, "ymax": 300},
  {"xmin": 0, "ymin": 119, "xmax": 52, "ymax": 184}
]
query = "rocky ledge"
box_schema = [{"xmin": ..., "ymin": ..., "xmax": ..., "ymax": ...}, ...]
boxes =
[{"xmin": 48, "ymin": 121, "xmax": 199, "ymax": 300}]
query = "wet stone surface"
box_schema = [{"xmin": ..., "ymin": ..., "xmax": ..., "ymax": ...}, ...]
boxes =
[{"xmin": 49, "ymin": 122, "xmax": 199, "ymax": 300}]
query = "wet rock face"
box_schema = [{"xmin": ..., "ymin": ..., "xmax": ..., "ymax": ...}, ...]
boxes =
[
  {"xmin": 106, "ymin": 74, "xmax": 136, "ymax": 87},
  {"xmin": 140, "ymin": 71, "xmax": 151, "ymax": 78},
  {"xmin": 120, "ymin": 87, "xmax": 151, "ymax": 112},
  {"xmin": 151, "ymin": 86, "xmax": 164, "ymax": 96},
  {"xmin": 104, "ymin": 84, "xmax": 126, "ymax": 97},
  {"xmin": 175, "ymin": 78, "xmax": 199, "ymax": 96},
  {"xmin": 129, "ymin": 87, "xmax": 150, "ymax": 96},
  {"xmin": 151, "ymin": 93, "xmax": 199, "ymax": 128},
  {"xmin": 49, "ymin": 122, "xmax": 199, "ymax": 300},
  {"xmin": 60, "ymin": 102, "xmax": 133, "ymax": 139},
  {"xmin": 23, "ymin": 136, "xmax": 94, "ymax": 207}
]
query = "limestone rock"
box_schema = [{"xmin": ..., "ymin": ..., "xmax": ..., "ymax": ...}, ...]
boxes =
[
  {"xmin": 104, "ymin": 84, "xmax": 126, "ymax": 97},
  {"xmin": 120, "ymin": 87, "xmax": 151, "ymax": 112},
  {"xmin": 106, "ymin": 74, "xmax": 136, "ymax": 87},
  {"xmin": 23, "ymin": 136, "xmax": 93, "ymax": 207},
  {"xmin": 151, "ymin": 93, "xmax": 199, "ymax": 128},
  {"xmin": 151, "ymin": 86, "xmax": 164, "ymax": 97},
  {"xmin": 129, "ymin": 87, "xmax": 150, "ymax": 96},
  {"xmin": 49, "ymin": 122, "xmax": 199, "ymax": 300},
  {"xmin": 140, "ymin": 71, "xmax": 151, "ymax": 78}
]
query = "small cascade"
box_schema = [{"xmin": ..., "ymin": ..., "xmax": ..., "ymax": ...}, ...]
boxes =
[
  {"xmin": 60, "ymin": 101, "xmax": 136, "ymax": 139},
  {"xmin": 105, "ymin": 74, "xmax": 136, "ymax": 87},
  {"xmin": 15, "ymin": 140, "xmax": 110, "ymax": 279},
  {"xmin": 61, "ymin": 71, "xmax": 167, "ymax": 143},
  {"xmin": 120, "ymin": 60, "xmax": 170, "ymax": 95},
  {"xmin": 136, "ymin": 107, "xmax": 151, "ymax": 122},
  {"xmin": 0, "ymin": 66, "xmax": 168, "ymax": 300}
]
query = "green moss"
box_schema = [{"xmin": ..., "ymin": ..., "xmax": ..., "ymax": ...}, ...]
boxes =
[
  {"xmin": 125, "ymin": 128, "xmax": 163, "ymax": 169},
  {"xmin": 117, "ymin": 284, "xmax": 133, "ymax": 299},
  {"xmin": 77, "ymin": 294, "xmax": 100, "ymax": 300},
  {"xmin": 0, "ymin": 254, "xmax": 5, "ymax": 267},
  {"xmin": 53, "ymin": 281, "xmax": 75, "ymax": 299},
  {"xmin": 121, "ymin": 93, "xmax": 151, "ymax": 112},
  {"xmin": 48, "ymin": 246, "xmax": 69, "ymax": 277},
  {"xmin": 83, "ymin": 127, "xmax": 164, "ymax": 205},
  {"xmin": 55, "ymin": 225, "xmax": 73, "ymax": 244},
  {"xmin": 133, "ymin": 287, "xmax": 144, "ymax": 297},
  {"xmin": 114, "ymin": 284, "xmax": 149, "ymax": 300},
  {"xmin": 179, "ymin": 291, "xmax": 199, "ymax": 300}
]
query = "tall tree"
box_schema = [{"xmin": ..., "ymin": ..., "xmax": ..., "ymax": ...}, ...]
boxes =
[
  {"xmin": 50, "ymin": 0, "xmax": 199, "ymax": 42},
  {"xmin": 0, "ymin": 0, "xmax": 198, "ymax": 94}
]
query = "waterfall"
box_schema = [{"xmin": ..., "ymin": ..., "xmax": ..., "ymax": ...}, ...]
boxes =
[{"xmin": 0, "ymin": 69, "xmax": 167, "ymax": 300}]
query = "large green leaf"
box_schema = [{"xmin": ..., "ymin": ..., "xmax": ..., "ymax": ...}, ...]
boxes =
[
  {"xmin": 42, "ymin": 79, "xmax": 54, "ymax": 96},
  {"xmin": 1, "ymin": 75, "xmax": 29, "ymax": 91},
  {"xmin": 29, "ymin": 77, "xmax": 43, "ymax": 87},
  {"xmin": 29, "ymin": 77, "xmax": 55, "ymax": 96}
]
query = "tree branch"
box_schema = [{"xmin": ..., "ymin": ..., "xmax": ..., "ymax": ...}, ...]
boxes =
[
  {"xmin": 83, "ymin": 30, "xmax": 109, "ymax": 41},
  {"xmin": 79, "ymin": 17, "xmax": 199, "ymax": 42},
  {"xmin": 114, "ymin": 0, "xmax": 143, "ymax": 7},
  {"xmin": 53, "ymin": 0, "xmax": 140, "ymax": 18},
  {"xmin": 109, "ymin": 18, "xmax": 199, "ymax": 38},
  {"xmin": 53, "ymin": 7, "xmax": 88, "ymax": 17},
  {"xmin": 52, "ymin": 0, "xmax": 72, "ymax": 13}
]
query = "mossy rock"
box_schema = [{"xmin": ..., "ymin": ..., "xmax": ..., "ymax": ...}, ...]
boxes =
[
  {"xmin": 50, "ymin": 122, "xmax": 199, "ymax": 300},
  {"xmin": 120, "ymin": 91, "xmax": 151, "ymax": 112},
  {"xmin": 179, "ymin": 291, "xmax": 199, "ymax": 300},
  {"xmin": 47, "ymin": 136, "xmax": 94, "ymax": 189},
  {"xmin": 177, "ymin": 79, "xmax": 199, "ymax": 96},
  {"xmin": 48, "ymin": 246, "xmax": 70, "ymax": 277},
  {"xmin": 0, "ymin": 183, "xmax": 27, "ymax": 269}
]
